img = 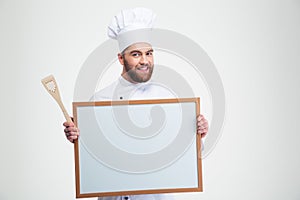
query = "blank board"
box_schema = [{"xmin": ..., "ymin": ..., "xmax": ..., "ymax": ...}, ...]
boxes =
[{"xmin": 73, "ymin": 98, "xmax": 202, "ymax": 198}]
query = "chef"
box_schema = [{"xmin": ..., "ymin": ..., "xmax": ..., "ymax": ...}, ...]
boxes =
[{"xmin": 64, "ymin": 7, "xmax": 209, "ymax": 200}]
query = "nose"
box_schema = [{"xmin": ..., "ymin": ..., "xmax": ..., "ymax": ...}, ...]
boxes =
[{"xmin": 139, "ymin": 53, "xmax": 149, "ymax": 65}]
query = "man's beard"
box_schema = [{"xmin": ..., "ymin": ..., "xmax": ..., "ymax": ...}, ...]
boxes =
[{"xmin": 124, "ymin": 59, "xmax": 154, "ymax": 83}]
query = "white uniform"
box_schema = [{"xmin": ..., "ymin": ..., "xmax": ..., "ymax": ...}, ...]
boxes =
[
  {"xmin": 91, "ymin": 76, "xmax": 176, "ymax": 101},
  {"xmin": 98, "ymin": 194, "xmax": 174, "ymax": 200},
  {"xmin": 91, "ymin": 76, "xmax": 176, "ymax": 200}
]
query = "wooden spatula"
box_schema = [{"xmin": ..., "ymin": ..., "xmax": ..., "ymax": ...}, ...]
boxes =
[{"xmin": 41, "ymin": 75, "xmax": 72, "ymax": 123}]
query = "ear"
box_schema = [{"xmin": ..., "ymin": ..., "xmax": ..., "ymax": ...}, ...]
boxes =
[{"xmin": 118, "ymin": 53, "xmax": 124, "ymax": 65}]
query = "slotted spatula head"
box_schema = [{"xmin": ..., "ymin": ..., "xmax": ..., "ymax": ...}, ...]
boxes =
[{"xmin": 41, "ymin": 75, "xmax": 61, "ymax": 98}]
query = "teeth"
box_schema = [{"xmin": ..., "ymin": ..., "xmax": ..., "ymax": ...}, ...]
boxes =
[{"xmin": 138, "ymin": 66, "xmax": 148, "ymax": 70}]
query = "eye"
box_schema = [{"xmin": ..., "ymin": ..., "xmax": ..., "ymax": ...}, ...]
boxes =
[
  {"xmin": 146, "ymin": 51, "xmax": 153, "ymax": 56},
  {"xmin": 131, "ymin": 52, "xmax": 141, "ymax": 57}
]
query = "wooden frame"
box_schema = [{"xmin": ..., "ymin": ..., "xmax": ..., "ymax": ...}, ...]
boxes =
[{"xmin": 73, "ymin": 98, "xmax": 202, "ymax": 198}]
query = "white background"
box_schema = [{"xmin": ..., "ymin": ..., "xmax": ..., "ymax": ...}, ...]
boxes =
[{"xmin": 1, "ymin": 0, "xmax": 300, "ymax": 200}]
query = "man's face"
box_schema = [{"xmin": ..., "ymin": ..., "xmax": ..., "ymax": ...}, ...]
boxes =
[{"xmin": 119, "ymin": 43, "xmax": 154, "ymax": 83}]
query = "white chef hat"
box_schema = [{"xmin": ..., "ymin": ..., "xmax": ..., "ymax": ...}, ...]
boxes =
[{"xmin": 108, "ymin": 7, "xmax": 156, "ymax": 52}]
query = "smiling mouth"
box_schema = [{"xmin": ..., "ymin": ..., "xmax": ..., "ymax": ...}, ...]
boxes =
[{"xmin": 137, "ymin": 66, "xmax": 149, "ymax": 72}]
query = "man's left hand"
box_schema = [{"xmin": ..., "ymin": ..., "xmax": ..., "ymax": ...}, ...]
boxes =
[{"xmin": 197, "ymin": 114, "xmax": 209, "ymax": 138}]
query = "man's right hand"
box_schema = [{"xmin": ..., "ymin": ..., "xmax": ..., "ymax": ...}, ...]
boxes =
[{"xmin": 63, "ymin": 121, "xmax": 80, "ymax": 143}]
